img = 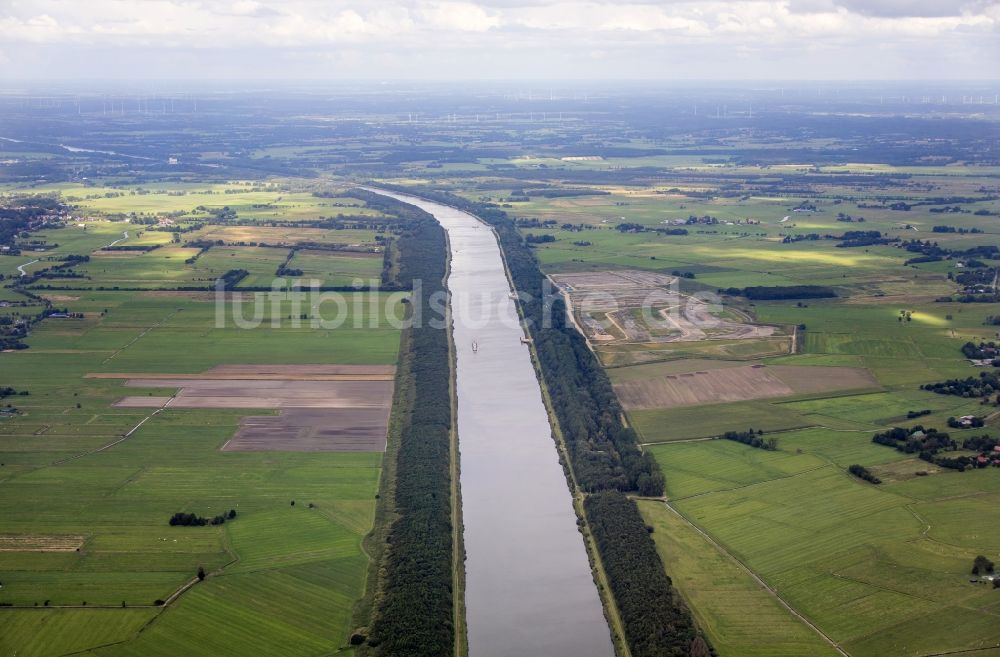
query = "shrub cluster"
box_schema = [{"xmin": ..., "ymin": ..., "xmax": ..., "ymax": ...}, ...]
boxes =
[
  {"xmin": 836, "ymin": 230, "xmax": 898, "ymax": 248},
  {"xmin": 721, "ymin": 429, "xmax": 778, "ymax": 451},
  {"xmin": 0, "ymin": 387, "xmax": 29, "ymax": 399},
  {"xmin": 871, "ymin": 426, "xmax": 1000, "ymax": 472},
  {"xmin": 973, "ymin": 555, "xmax": 995, "ymax": 575},
  {"xmin": 848, "ymin": 464, "xmax": 881, "ymax": 484},
  {"xmin": 873, "ymin": 426, "xmax": 956, "ymax": 454},
  {"xmin": 218, "ymin": 268, "xmax": 248, "ymax": 290},
  {"xmin": 961, "ymin": 341, "xmax": 1000, "ymax": 362}
]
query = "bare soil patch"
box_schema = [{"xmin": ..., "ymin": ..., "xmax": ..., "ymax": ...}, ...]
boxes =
[
  {"xmin": 614, "ymin": 364, "xmax": 879, "ymax": 410},
  {"xmin": 299, "ymin": 248, "xmax": 374, "ymax": 259},
  {"xmin": 119, "ymin": 379, "xmax": 392, "ymax": 409},
  {"xmin": 552, "ymin": 270, "xmax": 781, "ymax": 345},
  {"xmin": 88, "ymin": 364, "xmax": 394, "ymax": 382},
  {"xmin": 609, "ymin": 358, "xmax": 746, "ymax": 382},
  {"xmin": 223, "ymin": 408, "xmax": 389, "ymax": 452},
  {"xmin": 139, "ymin": 291, "xmax": 219, "ymax": 301},
  {"xmin": 208, "ymin": 363, "xmax": 394, "ymax": 376},
  {"xmin": 769, "ymin": 365, "xmax": 879, "ymax": 395},
  {"xmin": 615, "ymin": 366, "xmax": 792, "ymax": 409},
  {"xmin": 114, "ymin": 396, "xmax": 173, "ymax": 407},
  {"xmin": 98, "ymin": 365, "xmax": 394, "ymax": 452}
]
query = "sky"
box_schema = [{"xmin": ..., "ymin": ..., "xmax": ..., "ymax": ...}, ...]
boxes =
[{"xmin": 0, "ymin": 0, "xmax": 997, "ymax": 81}]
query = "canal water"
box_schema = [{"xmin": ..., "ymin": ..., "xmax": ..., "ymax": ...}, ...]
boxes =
[{"xmin": 371, "ymin": 190, "xmax": 614, "ymax": 657}]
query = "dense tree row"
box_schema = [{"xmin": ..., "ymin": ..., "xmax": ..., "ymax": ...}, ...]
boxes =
[
  {"xmin": 932, "ymin": 225, "xmax": 983, "ymax": 233},
  {"xmin": 615, "ymin": 222, "xmax": 689, "ymax": 236},
  {"xmin": 931, "ymin": 454, "xmax": 977, "ymax": 471},
  {"xmin": 963, "ymin": 435, "xmax": 1000, "ymax": 452},
  {"xmin": 872, "ymin": 426, "xmax": 957, "ymax": 454},
  {"xmin": 721, "ymin": 430, "xmax": 778, "ymax": 451},
  {"xmin": 275, "ymin": 248, "xmax": 303, "ymax": 277},
  {"xmin": 900, "ymin": 239, "xmax": 999, "ymax": 263},
  {"xmin": 218, "ymin": 269, "xmax": 249, "ymax": 290},
  {"xmin": 836, "ymin": 230, "xmax": 899, "ymax": 248},
  {"xmin": 942, "ymin": 293, "xmax": 1000, "ymax": 304},
  {"xmin": 848, "ymin": 464, "xmax": 881, "ymax": 484},
  {"xmin": 169, "ymin": 509, "xmax": 235, "ymax": 526},
  {"xmin": 905, "ymin": 255, "xmax": 943, "ymax": 265},
  {"xmin": 0, "ymin": 387, "xmax": 28, "ymax": 398},
  {"xmin": 350, "ymin": 189, "xmax": 455, "ymax": 657},
  {"xmin": 782, "ymin": 233, "xmax": 822, "ymax": 244},
  {"xmin": 585, "ymin": 492, "xmax": 710, "ymax": 657},
  {"xmin": 719, "ymin": 285, "xmax": 836, "ymax": 301},
  {"xmin": 182, "ymin": 239, "xmax": 221, "ymax": 264},
  {"xmin": 871, "ymin": 426, "xmax": 1000, "ymax": 472},
  {"xmin": 921, "ymin": 371, "xmax": 1000, "ymax": 400}
]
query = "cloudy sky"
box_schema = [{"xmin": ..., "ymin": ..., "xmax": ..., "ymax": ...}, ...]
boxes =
[{"xmin": 0, "ymin": 0, "xmax": 997, "ymax": 80}]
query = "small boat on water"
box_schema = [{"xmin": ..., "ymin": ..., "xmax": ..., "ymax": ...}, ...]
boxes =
[{"xmin": 472, "ymin": 340, "xmax": 479, "ymax": 353}]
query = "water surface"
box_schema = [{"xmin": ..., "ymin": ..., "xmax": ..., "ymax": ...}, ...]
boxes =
[{"xmin": 372, "ymin": 190, "xmax": 614, "ymax": 657}]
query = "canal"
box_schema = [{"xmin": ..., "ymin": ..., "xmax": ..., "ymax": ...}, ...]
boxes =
[{"xmin": 370, "ymin": 189, "xmax": 614, "ymax": 657}]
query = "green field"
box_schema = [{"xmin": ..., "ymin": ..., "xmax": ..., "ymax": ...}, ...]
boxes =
[
  {"xmin": 508, "ymin": 159, "xmax": 1000, "ymax": 656},
  {"xmin": 651, "ymin": 440, "xmax": 1000, "ymax": 657},
  {"xmin": 0, "ymin": 197, "xmax": 401, "ymax": 657},
  {"xmin": 637, "ymin": 500, "xmax": 842, "ymax": 657},
  {"xmin": 5, "ymin": 88, "xmax": 1000, "ymax": 657},
  {"xmin": 18, "ymin": 182, "xmax": 386, "ymax": 223}
]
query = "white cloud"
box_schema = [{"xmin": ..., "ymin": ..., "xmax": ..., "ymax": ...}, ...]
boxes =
[
  {"xmin": 420, "ymin": 2, "xmax": 500, "ymax": 31},
  {"xmin": 0, "ymin": 0, "xmax": 995, "ymax": 78}
]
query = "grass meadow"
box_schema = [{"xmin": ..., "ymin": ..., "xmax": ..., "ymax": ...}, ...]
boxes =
[
  {"xmin": 649, "ymin": 441, "xmax": 1000, "ymax": 657},
  {"xmin": 512, "ymin": 166, "xmax": 1000, "ymax": 656},
  {"xmin": 0, "ymin": 206, "xmax": 400, "ymax": 657}
]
